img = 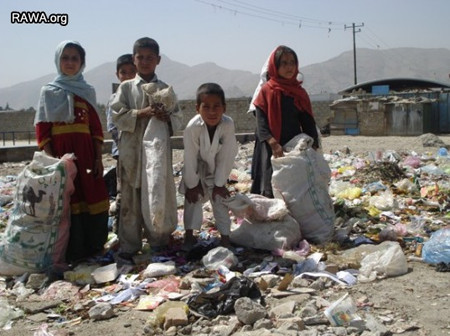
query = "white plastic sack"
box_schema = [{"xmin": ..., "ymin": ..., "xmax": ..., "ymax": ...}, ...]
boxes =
[
  {"xmin": 142, "ymin": 261, "xmax": 177, "ymax": 278},
  {"xmin": 223, "ymin": 193, "xmax": 288, "ymax": 221},
  {"xmin": 230, "ymin": 214, "xmax": 301, "ymax": 251},
  {"xmin": 225, "ymin": 193, "xmax": 301, "ymax": 251},
  {"xmin": 0, "ymin": 152, "xmax": 76, "ymax": 275},
  {"xmin": 357, "ymin": 241, "xmax": 408, "ymax": 282},
  {"xmin": 202, "ymin": 246, "xmax": 238, "ymax": 270},
  {"xmin": 141, "ymin": 83, "xmax": 180, "ymax": 247},
  {"xmin": 271, "ymin": 134, "xmax": 335, "ymax": 244}
]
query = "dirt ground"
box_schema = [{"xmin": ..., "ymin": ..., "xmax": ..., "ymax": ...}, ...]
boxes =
[{"xmin": 1, "ymin": 135, "xmax": 450, "ymax": 336}]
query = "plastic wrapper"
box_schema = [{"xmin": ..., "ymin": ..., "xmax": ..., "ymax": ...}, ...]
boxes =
[
  {"xmin": 357, "ymin": 241, "xmax": 408, "ymax": 282},
  {"xmin": 422, "ymin": 228, "xmax": 450, "ymax": 264},
  {"xmin": 202, "ymin": 246, "xmax": 238, "ymax": 270},
  {"xmin": 324, "ymin": 293, "xmax": 362, "ymax": 326},
  {"xmin": 187, "ymin": 276, "xmax": 263, "ymax": 318}
]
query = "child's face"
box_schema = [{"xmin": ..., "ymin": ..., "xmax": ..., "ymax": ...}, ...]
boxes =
[
  {"xmin": 116, "ymin": 64, "xmax": 136, "ymax": 82},
  {"xmin": 133, "ymin": 48, "xmax": 160, "ymax": 78},
  {"xmin": 197, "ymin": 94, "xmax": 226, "ymax": 128},
  {"xmin": 60, "ymin": 46, "xmax": 82, "ymax": 76},
  {"xmin": 277, "ymin": 52, "xmax": 297, "ymax": 80}
]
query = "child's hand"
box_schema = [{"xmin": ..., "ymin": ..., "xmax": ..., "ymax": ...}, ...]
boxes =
[
  {"xmin": 138, "ymin": 106, "xmax": 154, "ymax": 118},
  {"xmin": 212, "ymin": 186, "xmax": 230, "ymax": 200},
  {"xmin": 151, "ymin": 103, "xmax": 170, "ymax": 122},
  {"xmin": 93, "ymin": 158, "xmax": 103, "ymax": 179},
  {"xmin": 268, "ymin": 137, "xmax": 284, "ymax": 158},
  {"xmin": 186, "ymin": 183, "xmax": 204, "ymax": 203}
]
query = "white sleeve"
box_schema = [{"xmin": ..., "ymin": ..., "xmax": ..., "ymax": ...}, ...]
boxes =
[
  {"xmin": 111, "ymin": 83, "xmax": 139, "ymax": 133},
  {"xmin": 214, "ymin": 120, "xmax": 238, "ymax": 187},
  {"xmin": 183, "ymin": 125, "xmax": 200, "ymax": 189}
]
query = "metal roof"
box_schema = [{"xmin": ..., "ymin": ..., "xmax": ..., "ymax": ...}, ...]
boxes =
[{"xmin": 339, "ymin": 77, "xmax": 450, "ymax": 95}]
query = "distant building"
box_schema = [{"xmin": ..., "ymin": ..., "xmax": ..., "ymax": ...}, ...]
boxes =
[{"xmin": 329, "ymin": 78, "xmax": 450, "ymax": 135}]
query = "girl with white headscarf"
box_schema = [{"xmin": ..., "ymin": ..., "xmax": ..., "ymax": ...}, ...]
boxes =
[{"xmin": 35, "ymin": 40, "xmax": 109, "ymax": 264}]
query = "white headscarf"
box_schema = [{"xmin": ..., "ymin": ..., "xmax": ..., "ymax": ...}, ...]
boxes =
[
  {"xmin": 247, "ymin": 48, "xmax": 305, "ymax": 114},
  {"xmin": 247, "ymin": 55, "xmax": 270, "ymax": 114},
  {"xmin": 34, "ymin": 40, "xmax": 97, "ymax": 125}
]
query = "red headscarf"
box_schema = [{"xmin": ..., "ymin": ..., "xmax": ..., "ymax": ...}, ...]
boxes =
[{"xmin": 253, "ymin": 46, "xmax": 313, "ymax": 142}]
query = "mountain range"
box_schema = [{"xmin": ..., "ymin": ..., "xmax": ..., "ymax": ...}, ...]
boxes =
[{"xmin": 1, "ymin": 47, "xmax": 450, "ymax": 110}]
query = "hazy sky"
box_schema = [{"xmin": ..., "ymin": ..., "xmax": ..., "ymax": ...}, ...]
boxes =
[{"xmin": 1, "ymin": 0, "xmax": 449, "ymax": 88}]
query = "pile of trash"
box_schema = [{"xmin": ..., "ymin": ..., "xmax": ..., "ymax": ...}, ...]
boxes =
[{"xmin": 0, "ymin": 138, "xmax": 450, "ymax": 335}]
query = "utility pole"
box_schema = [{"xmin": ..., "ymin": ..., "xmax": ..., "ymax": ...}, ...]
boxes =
[{"xmin": 345, "ymin": 22, "xmax": 364, "ymax": 85}]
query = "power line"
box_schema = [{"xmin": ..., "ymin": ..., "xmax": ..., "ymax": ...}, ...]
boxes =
[
  {"xmin": 194, "ymin": 0, "xmax": 346, "ymax": 31},
  {"xmin": 226, "ymin": 0, "xmax": 348, "ymax": 26},
  {"xmin": 363, "ymin": 26, "xmax": 421, "ymax": 72}
]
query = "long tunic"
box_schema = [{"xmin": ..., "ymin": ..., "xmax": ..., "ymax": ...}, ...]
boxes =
[
  {"xmin": 181, "ymin": 114, "xmax": 238, "ymax": 235},
  {"xmin": 182, "ymin": 114, "xmax": 238, "ymax": 190},
  {"xmin": 250, "ymin": 93, "xmax": 318, "ymax": 197},
  {"xmin": 110, "ymin": 74, "xmax": 182, "ymax": 252},
  {"xmin": 35, "ymin": 95, "xmax": 109, "ymax": 215}
]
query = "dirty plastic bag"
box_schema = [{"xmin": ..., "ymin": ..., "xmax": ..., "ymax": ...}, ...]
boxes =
[
  {"xmin": 142, "ymin": 261, "xmax": 177, "ymax": 278},
  {"xmin": 224, "ymin": 193, "xmax": 289, "ymax": 221},
  {"xmin": 324, "ymin": 293, "xmax": 362, "ymax": 326},
  {"xmin": 357, "ymin": 241, "xmax": 408, "ymax": 282},
  {"xmin": 422, "ymin": 228, "xmax": 450, "ymax": 264},
  {"xmin": 140, "ymin": 83, "xmax": 180, "ymax": 247},
  {"xmin": 328, "ymin": 180, "xmax": 353, "ymax": 197},
  {"xmin": 271, "ymin": 134, "xmax": 335, "ymax": 244},
  {"xmin": 368, "ymin": 190, "xmax": 397, "ymax": 211},
  {"xmin": 225, "ymin": 193, "xmax": 301, "ymax": 251},
  {"xmin": 187, "ymin": 276, "xmax": 263, "ymax": 318},
  {"xmin": 230, "ymin": 213, "xmax": 301, "ymax": 252},
  {"xmin": 0, "ymin": 152, "xmax": 76, "ymax": 275},
  {"xmin": 202, "ymin": 246, "xmax": 238, "ymax": 270}
]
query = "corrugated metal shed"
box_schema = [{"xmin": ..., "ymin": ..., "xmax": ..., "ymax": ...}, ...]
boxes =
[
  {"xmin": 339, "ymin": 78, "xmax": 450, "ymax": 95},
  {"xmin": 330, "ymin": 78, "xmax": 450, "ymax": 135}
]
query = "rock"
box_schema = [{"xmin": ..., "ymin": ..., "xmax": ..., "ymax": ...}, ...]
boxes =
[
  {"xmin": 299, "ymin": 303, "xmax": 318, "ymax": 318},
  {"xmin": 269, "ymin": 300, "xmax": 296, "ymax": 320},
  {"xmin": 253, "ymin": 318, "xmax": 274, "ymax": 330},
  {"xmin": 25, "ymin": 273, "xmax": 47, "ymax": 290},
  {"xmin": 17, "ymin": 299, "xmax": 61, "ymax": 314},
  {"xmin": 88, "ymin": 302, "xmax": 115, "ymax": 320},
  {"xmin": 275, "ymin": 316, "xmax": 305, "ymax": 330},
  {"xmin": 163, "ymin": 307, "xmax": 188, "ymax": 330},
  {"xmin": 260, "ymin": 274, "xmax": 281, "ymax": 288},
  {"xmin": 234, "ymin": 297, "xmax": 266, "ymax": 325},
  {"xmin": 164, "ymin": 326, "xmax": 177, "ymax": 336}
]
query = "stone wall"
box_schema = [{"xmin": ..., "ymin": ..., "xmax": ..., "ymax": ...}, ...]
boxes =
[
  {"xmin": 0, "ymin": 98, "xmax": 333, "ymax": 141},
  {"xmin": 176, "ymin": 98, "xmax": 331, "ymax": 134},
  {"xmin": 357, "ymin": 101, "xmax": 386, "ymax": 136}
]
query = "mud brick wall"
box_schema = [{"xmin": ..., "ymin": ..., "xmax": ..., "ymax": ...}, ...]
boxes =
[
  {"xmin": 357, "ymin": 101, "xmax": 386, "ymax": 136},
  {"xmin": 176, "ymin": 98, "xmax": 332, "ymax": 135},
  {"xmin": 0, "ymin": 110, "xmax": 36, "ymax": 141},
  {"xmin": 0, "ymin": 98, "xmax": 333, "ymax": 139}
]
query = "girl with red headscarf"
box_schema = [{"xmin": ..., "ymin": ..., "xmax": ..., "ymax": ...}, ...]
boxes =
[{"xmin": 250, "ymin": 45, "xmax": 319, "ymax": 198}]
